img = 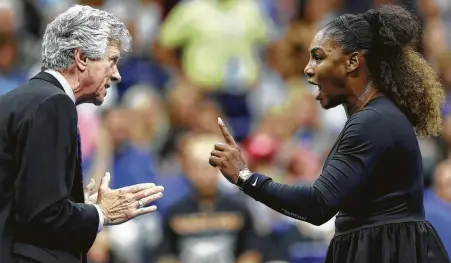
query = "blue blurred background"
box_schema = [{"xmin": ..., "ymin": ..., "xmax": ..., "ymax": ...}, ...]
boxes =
[{"xmin": 0, "ymin": 0, "xmax": 450, "ymax": 262}]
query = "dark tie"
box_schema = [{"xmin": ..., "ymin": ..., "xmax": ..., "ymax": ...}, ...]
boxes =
[
  {"xmin": 75, "ymin": 128, "xmax": 85, "ymax": 203},
  {"xmin": 76, "ymin": 128, "xmax": 84, "ymax": 178}
]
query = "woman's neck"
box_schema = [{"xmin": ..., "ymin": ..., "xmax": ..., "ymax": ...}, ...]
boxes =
[{"xmin": 344, "ymin": 84, "xmax": 381, "ymax": 117}]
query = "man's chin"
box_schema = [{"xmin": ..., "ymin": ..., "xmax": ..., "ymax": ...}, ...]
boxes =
[
  {"xmin": 93, "ymin": 93, "xmax": 106, "ymax": 106},
  {"xmin": 93, "ymin": 98, "xmax": 104, "ymax": 106}
]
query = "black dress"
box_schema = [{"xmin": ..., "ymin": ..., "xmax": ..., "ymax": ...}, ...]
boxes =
[{"xmin": 242, "ymin": 97, "xmax": 450, "ymax": 262}]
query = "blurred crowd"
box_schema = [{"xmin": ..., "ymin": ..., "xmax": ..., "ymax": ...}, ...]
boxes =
[{"xmin": 1, "ymin": 0, "xmax": 450, "ymax": 262}]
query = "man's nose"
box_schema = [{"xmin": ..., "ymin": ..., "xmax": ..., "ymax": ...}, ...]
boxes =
[{"xmin": 111, "ymin": 66, "xmax": 121, "ymax": 83}]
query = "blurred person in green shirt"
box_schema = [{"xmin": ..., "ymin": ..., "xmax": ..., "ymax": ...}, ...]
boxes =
[{"xmin": 155, "ymin": 0, "xmax": 271, "ymax": 141}]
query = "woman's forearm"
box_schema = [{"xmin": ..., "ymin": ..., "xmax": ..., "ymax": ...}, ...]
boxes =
[{"xmin": 242, "ymin": 173, "xmax": 336, "ymax": 226}]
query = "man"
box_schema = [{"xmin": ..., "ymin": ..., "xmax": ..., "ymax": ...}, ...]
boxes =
[
  {"xmin": 154, "ymin": 0, "xmax": 271, "ymax": 141},
  {"xmin": 157, "ymin": 133, "xmax": 260, "ymax": 263},
  {"xmin": 424, "ymin": 161, "xmax": 451, "ymax": 255},
  {"xmin": 0, "ymin": 5, "xmax": 164, "ymax": 263}
]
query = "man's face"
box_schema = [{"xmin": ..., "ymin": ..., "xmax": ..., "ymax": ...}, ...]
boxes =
[
  {"xmin": 180, "ymin": 136, "xmax": 220, "ymax": 197},
  {"xmin": 80, "ymin": 43, "xmax": 121, "ymax": 105},
  {"xmin": 435, "ymin": 163, "xmax": 451, "ymax": 202}
]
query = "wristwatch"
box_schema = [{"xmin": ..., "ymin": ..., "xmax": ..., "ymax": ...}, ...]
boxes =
[{"xmin": 236, "ymin": 167, "xmax": 253, "ymax": 190}]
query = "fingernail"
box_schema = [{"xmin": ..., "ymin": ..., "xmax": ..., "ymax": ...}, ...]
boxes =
[
  {"xmin": 157, "ymin": 186, "xmax": 164, "ymax": 191},
  {"xmin": 218, "ymin": 117, "xmax": 223, "ymax": 125},
  {"xmin": 105, "ymin": 172, "xmax": 110, "ymax": 177}
]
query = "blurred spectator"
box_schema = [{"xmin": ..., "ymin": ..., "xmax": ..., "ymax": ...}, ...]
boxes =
[
  {"xmin": 419, "ymin": 0, "xmax": 451, "ymax": 65},
  {"xmin": 121, "ymin": 84, "xmax": 170, "ymax": 151},
  {"xmin": 295, "ymin": 0, "xmax": 341, "ymax": 29},
  {"xmin": 154, "ymin": 0, "xmax": 271, "ymax": 141},
  {"xmin": 267, "ymin": 21, "xmax": 314, "ymax": 81},
  {"xmin": 189, "ymin": 98, "xmax": 224, "ymax": 135},
  {"xmin": 345, "ymin": 0, "xmax": 416, "ymax": 14},
  {"xmin": 107, "ymin": 211, "xmax": 163, "ymax": 263},
  {"xmin": 418, "ymin": 136, "xmax": 442, "ymax": 188},
  {"xmin": 156, "ymin": 133, "xmax": 261, "ymax": 263},
  {"xmin": 158, "ymin": 78, "xmax": 204, "ymax": 170},
  {"xmin": 159, "ymin": 81, "xmax": 224, "ymax": 174},
  {"xmin": 87, "ymin": 229, "xmax": 114, "ymax": 263},
  {"xmin": 103, "ymin": 0, "xmax": 169, "ymax": 99},
  {"xmin": 85, "ymin": 86, "xmax": 169, "ymax": 263},
  {"xmin": 85, "ymin": 87, "xmax": 161, "ymax": 191},
  {"xmin": 436, "ymin": 115, "xmax": 451, "ymax": 163},
  {"xmin": 437, "ymin": 52, "xmax": 451, "ymax": 117},
  {"xmin": 157, "ymin": 0, "xmax": 182, "ymax": 21},
  {"xmin": 424, "ymin": 161, "xmax": 451, "ymax": 255},
  {"xmin": 0, "ymin": 4, "xmax": 37, "ymax": 95}
]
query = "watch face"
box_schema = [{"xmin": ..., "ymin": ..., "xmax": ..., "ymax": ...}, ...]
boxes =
[{"xmin": 239, "ymin": 169, "xmax": 252, "ymax": 180}]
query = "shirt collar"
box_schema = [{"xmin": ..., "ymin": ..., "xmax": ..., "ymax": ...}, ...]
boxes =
[{"xmin": 44, "ymin": 69, "xmax": 76, "ymax": 104}]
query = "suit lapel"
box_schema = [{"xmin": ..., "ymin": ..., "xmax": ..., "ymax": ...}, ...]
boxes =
[{"xmin": 32, "ymin": 72, "xmax": 85, "ymax": 202}]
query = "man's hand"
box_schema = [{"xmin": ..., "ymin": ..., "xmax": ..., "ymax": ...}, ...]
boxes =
[
  {"xmin": 209, "ymin": 117, "xmax": 247, "ymax": 184},
  {"xmin": 96, "ymin": 172, "xmax": 164, "ymax": 225},
  {"xmin": 84, "ymin": 178, "xmax": 98, "ymax": 204}
]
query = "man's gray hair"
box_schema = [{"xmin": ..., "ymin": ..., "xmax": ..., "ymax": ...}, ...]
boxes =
[{"xmin": 41, "ymin": 5, "xmax": 132, "ymax": 70}]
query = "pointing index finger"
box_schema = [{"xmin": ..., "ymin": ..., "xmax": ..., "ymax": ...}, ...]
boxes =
[{"xmin": 218, "ymin": 117, "xmax": 237, "ymax": 146}]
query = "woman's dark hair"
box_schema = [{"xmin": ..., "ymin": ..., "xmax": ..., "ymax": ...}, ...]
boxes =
[{"xmin": 323, "ymin": 5, "xmax": 444, "ymax": 136}]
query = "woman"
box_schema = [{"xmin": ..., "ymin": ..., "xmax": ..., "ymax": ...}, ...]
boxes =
[{"xmin": 208, "ymin": 5, "xmax": 450, "ymax": 263}]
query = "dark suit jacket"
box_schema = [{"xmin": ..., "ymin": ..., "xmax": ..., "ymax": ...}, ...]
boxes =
[{"xmin": 0, "ymin": 72, "xmax": 99, "ymax": 263}]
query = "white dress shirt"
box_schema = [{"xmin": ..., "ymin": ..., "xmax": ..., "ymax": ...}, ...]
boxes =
[{"xmin": 45, "ymin": 69, "xmax": 105, "ymax": 232}]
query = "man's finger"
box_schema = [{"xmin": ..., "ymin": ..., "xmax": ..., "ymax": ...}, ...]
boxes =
[
  {"xmin": 218, "ymin": 117, "xmax": 237, "ymax": 146},
  {"xmin": 85, "ymin": 178, "xmax": 94, "ymax": 188},
  {"xmin": 133, "ymin": 186, "xmax": 164, "ymax": 200},
  {"xmin": 134, "ymin": 205, "xmax": 158, "ymax": 217},
  {"xmin": 84, "ymin": 178, "xmax": 95, "ymax": 191},
  {"xmin": 100, "ymin": 172, "xmax": 111, "ymax": 190},
  {"xmin": 84, "ymin": 180, "xmax": 94, "ymax": 203},
  {"xmin": 137, "ymin": 192, "xmax": 163, "ymax": 207},
  {"xmin": 120, "ymin": 183, "xmax": 157, "ymax": 193},
  {"xmin": 88, "ymin": 193, "xmax": 98, "ymax": 203}
]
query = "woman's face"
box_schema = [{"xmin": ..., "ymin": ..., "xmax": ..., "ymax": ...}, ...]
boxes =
[{"xmin": 304, "ymin": 31, "xmax": 350, "ymax": 109}]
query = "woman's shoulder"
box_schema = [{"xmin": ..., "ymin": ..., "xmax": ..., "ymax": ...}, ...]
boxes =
[
  {"xmin": 348, "ymin": 107, "xmax": 387, "ymax": 129},
  {"xmin": 344, "ymin": 97, "xmax": 415, "ymax": 145},
  {"xmin": 350, "ymin": 97, "xmax": 409, "ymax": 127}
]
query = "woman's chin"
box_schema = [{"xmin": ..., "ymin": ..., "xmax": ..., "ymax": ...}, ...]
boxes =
[{"xmin": 317, "ymin": 98, "xmax": 328, "ymax": 109}]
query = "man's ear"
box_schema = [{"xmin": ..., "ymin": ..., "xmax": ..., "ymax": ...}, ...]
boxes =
[
  {"xmin": 346, "ymin": 52, "xmax": 360, "ymax": 73},
  {"xmin": 74, "ymin": 48, "xmax": 88, "ymax": 71}
]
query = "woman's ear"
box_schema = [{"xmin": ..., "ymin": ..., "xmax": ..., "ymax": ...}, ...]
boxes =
[{"xmin": 346, "ymin": 51, "xmax": 361, "ymax": 73}]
